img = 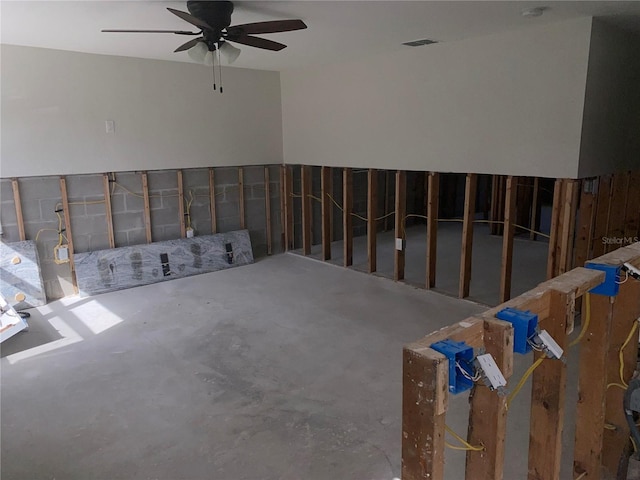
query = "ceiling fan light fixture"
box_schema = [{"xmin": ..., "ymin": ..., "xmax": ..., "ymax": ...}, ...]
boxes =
[
  {"xmin": 220, "ymin": 41, "xmax": 241, "ymax": 64},
  {"xmin": 187, "ymin": 40, "xmax": 208, "ymax": 62}
]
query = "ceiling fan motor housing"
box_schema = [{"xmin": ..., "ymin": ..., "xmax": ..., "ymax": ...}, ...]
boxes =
[{"xmin": 187, "ymin": 1, "xmax": 233, "ymax": 29}]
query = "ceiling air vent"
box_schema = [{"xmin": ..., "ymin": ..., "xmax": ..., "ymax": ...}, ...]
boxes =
[{"xmin": 402, "ymin": 38, "xmax": 438, "ymax": 47}]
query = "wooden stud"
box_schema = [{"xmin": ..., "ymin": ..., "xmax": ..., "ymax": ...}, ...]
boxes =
[
  {"xmin": 59, "ymin": 176, "xmax": 79, "ymax": 294},
  {"xmin": 329, "ymin": 169, "xmax": 335, "ymax": 242},
  {"xmin": 209, "ymin": 170, "xmax": 219, "ymax": 235},
  {"xmin": 301, "ymin": 165, "xmax": 312, "ymax": 255},
  {"xmin": 466, "ymin": 319, "xmax": 514, "ymax": 480},
  {"xmin": 490, "ymin": 175, "xmax": 506, "ymax": 236},
  {"xmin": 546, "ymin": 179, "xmax": 564, "ymax": 279},
  {"xmin": 394, "ymin": 170, "xmax": 406, "ymax": 281},
  {"xmin": 321, "ymin": 166, "xmax": 332, "ymax": 261},
  {"xmin": 459, "ymin": 173, "xmax": 477, "ymax": 298},
  {"xmin": 573, "ymin": 180, "xmax": 596, "ymax": 268},
  {"xmin": 527, "ymin": 290, "xmax": 571, "ymax": 480},
  {"xmin": 402, "ymin": 346, "xmax": 447, "ymax": 480},
  {"xmin": 367, "ymin": 169, "xmax": 378, "ymax": 273},
  {"xmin": 558, "ymin": 179, "xmax": 578, "ymax": 274},
  {"xmin": 529, "ymin": 177, "xmax": 539, "ymax": 241},
  {"xmin": 602, "ymin": 276, "xmax": 640, "ymax": 473},
  {"xmin": 384, "ymin": 170, "xmax": 391, "ymax": 232},
  {"xmin": 264, "ymin": 166, "xmax": 272, "ymax": 255},
  {"xmin": 238, "ymin": 167, "xmax": 246, "ymax": 230},
  {"xmin": 284, "ymin": 166, "xmax": 294, "ymax": 250},
  {"xmin": 279, "ymin": 166, "xmax": 286, "ymax": 250},
  {"xmin": 606, "ymin": 172, "xmax": 630, "ymax": 253},
  {"xmin": 102, "ymin": 173, "xmax": 115, "ymax": 248},
  {"xmin": 177, "ymin": 170, "xmax": 186, "ymax": 238},
  {"xmin": 141, "ymin": 172, "xmax": 152, "ymax": 244},
  {"xmin": 624, "ymin": 171, "xmax": 640, "ymax": 239},
  {"xmin": 499, "ymin": 176, "xmax": 517, "ymax": 303},
  {"xmin": 10, "ymin": 178, "xmax": 26, "ymax": 242},
  {"xmin": 591, "ymin": 175, "xmax": 612, "ymax": 258},
  {"xmin": 410, "ymin": 317, "xmax": 486, "ymax": 350},
  {"xmin": 573, "ymin": 292, "xmax": 613, "ymax": 480},
  {"xmin": 343, "ymin": 168, "xmax": 353, "ymax": 267},
  {"xmin": 426, "ymin": 172, "xmax": 439, "ymax": 289}
]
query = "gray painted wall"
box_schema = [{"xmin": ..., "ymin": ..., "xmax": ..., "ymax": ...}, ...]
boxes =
[
  {"xmin": 281, "ymin": 18, "xmax": 593, "ymax": 178},
  {"xmin": 1, "ymin": 46, "xmax": 283, "ymax": 177},
  {"xmin": 578, "ymin": 20, "xmax": 640, "ymax": 178}
]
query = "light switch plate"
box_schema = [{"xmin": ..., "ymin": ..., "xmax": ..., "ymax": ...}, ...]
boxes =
[{"xmin": 395, "ymin": 238, "xmax": 404, "ymax": 251}]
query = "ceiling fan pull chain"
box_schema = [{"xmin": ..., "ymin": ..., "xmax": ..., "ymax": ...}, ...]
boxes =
[
  {"xmin": 212, "ymin": 46, "xmax": 217, "ymax": 91},
  {"xmin": 218, "ymin": 48, "xmax": 223, "ymax": 93}
]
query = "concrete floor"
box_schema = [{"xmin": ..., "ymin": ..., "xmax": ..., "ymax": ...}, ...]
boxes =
[
  {"xmin": 1, "ymin": 252, "xmax": 581, "ymax": 480},
  {"xmin": 301, "ymin": 223, "xmax": 549, "ymax": 306}
]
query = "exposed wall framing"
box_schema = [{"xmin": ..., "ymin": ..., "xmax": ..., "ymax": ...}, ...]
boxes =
[{"xmin": 403, "ymin": 242, "xmax": 640, "ymax": 479}]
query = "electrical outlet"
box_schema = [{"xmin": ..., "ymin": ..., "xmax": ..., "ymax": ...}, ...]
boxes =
[
  {"xmin": 476, "ymin": 354, "xmax": 507, "ymax": 391},
  {"xmin": 537, "ymin": 330, "xmax": 564, "ymax": 360},
  {"xmin": 186, "ymin": 227, "xmax": 194, "ymax": 239},
  {"xmin": 54, "ymin": 245, "xmax": 70, "ymax": 263},
  {"xmin": 395, "ymin": 238, "xmax": 404, "ymax": 251},
  {"xmin": 623, "ymin": 262, "xmax": 640, "ymax": 281}
]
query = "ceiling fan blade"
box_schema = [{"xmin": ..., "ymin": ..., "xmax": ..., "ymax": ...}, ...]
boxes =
[
  {"xmin": 167, "ymin": 7, "xmax": 212, "ymax": 30},
  {"xmin": 226, "ymin": 35, "xmax": 286, "ymax": 51},
  {"xmin": 227, "ymin": 19, "xmax": 307, "ymax": 35},
  {"xmin": 174, "ymin": 37, "xmax": 204, "ymax": 53},
  {"xmin": 220, "ymin": 42, "xmax": 241, "ymax": 64},
  {"xmin": 102, "ymin": 29, "xmax": 200, "ymax": 35}
]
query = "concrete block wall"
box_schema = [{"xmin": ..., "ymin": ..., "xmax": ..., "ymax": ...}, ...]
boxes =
[
  {"xmin": 0, "ymin": 176, "xmax": 76, "ymax": 299},
  {"xmin": 148, "ymin": 170, "xmax": 182, "ymax": 242},
  {"xmin": 66, "ymin": 174, "xmax": 111, "ymax": 253},
  {"xmin": 182, "ymin": 168, "xmax": 212, "ymax": 237},
  {"xmin": 111, "ymin": 172, "xmax": 148, "ymax": 247},
  {"xmin": 1, "ymin": 165, "xmax": 282, "ymax": 302}
]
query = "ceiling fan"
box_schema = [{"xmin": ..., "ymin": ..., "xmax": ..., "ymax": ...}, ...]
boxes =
[{"xmin": 102, "ymin": 1, "xmax": 307, "ymax": 91}]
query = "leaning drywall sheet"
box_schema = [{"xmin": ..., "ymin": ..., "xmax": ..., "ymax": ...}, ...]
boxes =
[
  {"xmin": 0, "ymin": 240, "xmax": 47, "ymax": 309},
  {"xmin": 74, "ymin": 230, "xmax": 254, "ymax": 297}
]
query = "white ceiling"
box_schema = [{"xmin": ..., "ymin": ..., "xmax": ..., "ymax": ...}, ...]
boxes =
[{"xmin": 2, "ymin": 1, "xmax": 640, "ymax": 71}]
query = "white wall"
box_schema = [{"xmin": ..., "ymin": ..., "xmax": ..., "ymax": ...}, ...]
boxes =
[
  {"xmin": 1, "ymin": 45, "xmax": 283, "ymax": 177},
  {"xmin": 578, "ymin": 20, "xmax": 640, "ymax": 178},
  {"xmin": 281, "ymin": 18, "xmax": 594, "ymax": 178}
]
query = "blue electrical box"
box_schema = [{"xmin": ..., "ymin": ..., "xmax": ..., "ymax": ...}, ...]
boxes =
[
  {"xmin": 495, "ymin": 308, "xmax": 538, "ymax": 354},
  {"xmin": 585, "ymin": 262, "xmax": 621, "ymax": 297},
  {"xmin": 430, "ymin": 339, "xmax": 474, "ymax": 394}
]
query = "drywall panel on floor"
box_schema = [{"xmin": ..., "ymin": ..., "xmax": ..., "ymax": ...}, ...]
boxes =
[
  {"xmin": 281, "ymin": 17, "xmax": 593, "ymax": 178},
  {"xmin": 0, "ymin": 240, "xmax": 46, "ymax": 309},
  {"xmin": 1, "ymin": 46, "xmax": 283, "ymax": 177},
  {"xmin": 74, "ymin": 230, "xmax": 253, "ymax": 296}
]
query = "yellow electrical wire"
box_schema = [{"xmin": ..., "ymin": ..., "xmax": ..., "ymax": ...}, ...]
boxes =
[
  {"xmin": 619, "ymin": 320, "xmax": 639, "ymax": 388},
  {"xmin": 506, "ymin": 357, "xmax": 545, "ymax": 408},
  {"xmin": 34, "ymin": 228, "xmax": 59, "ymax": 242},
  {"xmin": 575, "ymin": 472, "xmax": 587, "ymax": 480},
  {"xmin": 608, "ymin": 382, "xmax": 628, "ymax": 390},
  {"xmin": 569, "ymin": 293, "xmax": 591, "ymax": 348},
  {"xmin": 444, "ymin": 424, "xmax": 484, "ymax": 452},
  {"xmin": 185, "ymin": 190, "xmax": 194, "ymax": 229}
]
